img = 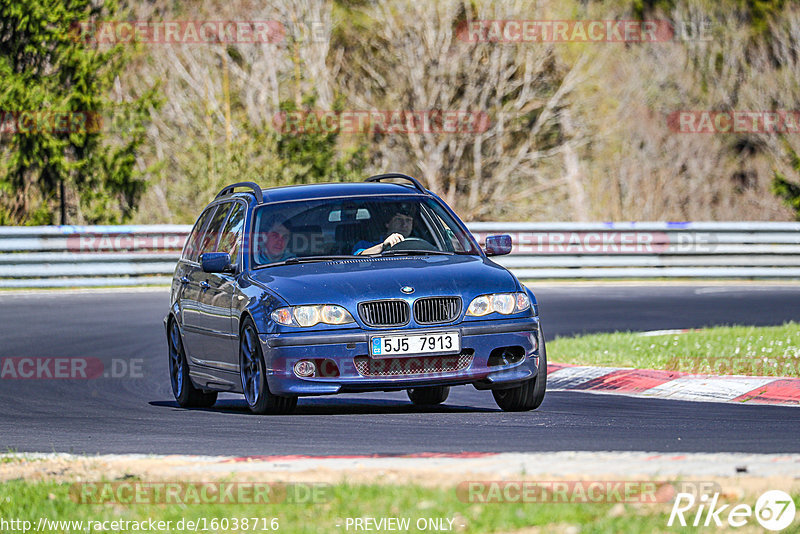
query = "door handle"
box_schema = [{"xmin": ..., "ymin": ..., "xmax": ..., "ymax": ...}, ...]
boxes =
[
  {"xmin": 180, "ymin": 276, "xmax": 190, "ymax": 284},
  {"xmin": 200, "ymin": 281, "xmax": 210, "ymax": 290}
]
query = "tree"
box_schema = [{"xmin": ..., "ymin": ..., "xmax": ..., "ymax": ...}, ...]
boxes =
[
  {"xmin": 130, "ymin": 0, "xmax": 367, "ymax": 223},
  {"xmin": 333, "ymin": 0, "xmax": 589, "ymax": 220},
  {"xmin": 772, "ymin": 144, "xmax": 800, "ymax": 220},
  {"xmin": 0, "ymin": 0, "xmax": 160, "ymax": 225}
]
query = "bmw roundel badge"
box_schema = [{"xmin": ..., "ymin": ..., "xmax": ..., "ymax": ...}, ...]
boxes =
[{"xmin": 401, "ymin": 286, "xmax": 414, "ymax": 294}]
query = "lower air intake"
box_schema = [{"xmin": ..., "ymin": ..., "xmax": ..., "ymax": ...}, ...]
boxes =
[{"xmin": 353, "ymin": 351, "xmax": 473, "ymax": 377}]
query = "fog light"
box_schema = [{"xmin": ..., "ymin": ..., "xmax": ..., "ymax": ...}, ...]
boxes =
[{"xmin": 294, "ymin": 360, "xmax": 316, "ymax": 378}]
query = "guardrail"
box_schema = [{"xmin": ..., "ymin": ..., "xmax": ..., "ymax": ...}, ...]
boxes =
[
  {"xmin": 0, "ymin": 225, "xmax": 187, "ymax": 288},
  {"xmin": 0, "ymin": 222, "xmax": 798, "ymax": 287}
]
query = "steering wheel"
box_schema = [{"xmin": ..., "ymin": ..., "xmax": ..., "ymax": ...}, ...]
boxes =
[{"xmin": 385, "ymin": 237, "xmax": 438, "ymax": 252}]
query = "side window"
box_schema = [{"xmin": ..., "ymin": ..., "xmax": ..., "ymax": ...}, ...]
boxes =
[
  {"xmin": 423, "ymin": 205, "xmax": 467, "ymax": 252},
  {"xmin": 198, "ymin": 203, "xmax": 233, "ymax": 257},
  {"xmin": 182, "ymin": 206, "xmax": 218, "ymax": 262},
  {"xmin": 217, "ymin": 202, "xmax": 246, "ymax": 262}
]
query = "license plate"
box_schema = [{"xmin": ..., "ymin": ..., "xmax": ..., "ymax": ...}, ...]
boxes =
[{"xmin": 370, "ymin": 332, "xmax": 460, "ymax": 357}]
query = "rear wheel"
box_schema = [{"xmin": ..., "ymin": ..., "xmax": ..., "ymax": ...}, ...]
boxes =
[
  {"xmin": 167, "ymin": 319, "xmax": 217, "ymax": 408},
  {"xmin": 240, "ymin": 318, "xmax": 297, "ymax": 415},
  {"xmin": 407, "ymin": 386, "xmax": 450, "ymax": 405},
  {"xmin": 492, "ymin": 328, "xmax": 547, "ymax": 412}
]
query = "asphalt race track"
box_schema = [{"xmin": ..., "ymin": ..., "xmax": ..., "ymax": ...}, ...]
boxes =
[{"xmin": 1, "ymin": 284, "xmax": 799, "ymax": 456}]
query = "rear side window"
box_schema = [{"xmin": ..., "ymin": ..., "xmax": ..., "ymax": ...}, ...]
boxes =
[
  {"xmin": 217, "ymin": 202, "xmax": 246, "ymax": 261},
  {"xmin": 198, "ymin": 203, "xmax": 233, "ymax": 257},
  {"xmin": 182, "ymin": 205, "xmax": 219, "ymax": 262}
]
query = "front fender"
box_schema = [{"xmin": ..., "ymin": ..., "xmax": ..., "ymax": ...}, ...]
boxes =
[{"xmin": 237, "ymin": 276, "xmax": 289, "ymax": 335}]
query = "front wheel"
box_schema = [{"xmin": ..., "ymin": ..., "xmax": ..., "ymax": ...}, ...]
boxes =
[
  {"xmin": 167, "ymin": 319, "xmax": 217, "ymax": 408},
  {"xmin": 407, "ymin": 386, "xmax": 450, "ymax": 405},
  {"xmin": 492, "ymin": 328, "xmax": 547, "ymax": 412},
  {"xmin": 240, "ymin": 318, "xmax": 297, "ymax": 415}
]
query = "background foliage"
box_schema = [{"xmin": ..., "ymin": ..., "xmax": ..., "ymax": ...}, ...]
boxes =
[
  {"xmin": 0, "ymin": 0, "xmax": 160, "ymax": 224},
  {"xmin": 1, "ymin": 0, "xmax": 799, "ymax": 224}
]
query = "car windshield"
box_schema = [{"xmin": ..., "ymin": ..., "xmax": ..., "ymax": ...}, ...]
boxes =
[{"xmin": 251, "ymin": 195, "xmax": 479, "ymax": 267}]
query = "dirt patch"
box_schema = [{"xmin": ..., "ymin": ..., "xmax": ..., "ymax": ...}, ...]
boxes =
[{"xmin": 1, "ymin": 453, "xmax": 798, "ymax": 500}]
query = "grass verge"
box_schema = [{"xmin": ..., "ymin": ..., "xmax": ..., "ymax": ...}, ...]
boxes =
[
  {"xmin": 1, "ymin": 479, "xmax": 797, "ymax": 533},
  {"xmin": 549, "ymin": 322, "xmax": 800, "ymax": 377}
]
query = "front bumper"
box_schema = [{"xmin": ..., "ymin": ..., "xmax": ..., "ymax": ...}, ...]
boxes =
[{"xmin": 259, "ymin": 317, "xmax": 540, "ymax": 396}]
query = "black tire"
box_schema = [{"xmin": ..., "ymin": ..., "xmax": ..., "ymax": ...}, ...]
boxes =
[
  {"xmin": 492, "ymin": 328, "xmax": 547, "ymax": 412},
  {"xmin": 407, "ymin": 386, "xmax": 450, "ymax": 405},
  {"xmin": 167, "ymin": 319, "xmax": 218, "ymax": 408},
  {"xmin": 239, "ymin": 318, "xmax": 297, "ymax": 415}
]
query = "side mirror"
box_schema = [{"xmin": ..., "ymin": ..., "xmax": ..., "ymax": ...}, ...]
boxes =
[
  {"xmin": 485, "ymin": 234, "xmax": 512, "ymax": 256},
  {"xmin": 201, "ymin": 252, "xmax": 232, "ymax": 273}
]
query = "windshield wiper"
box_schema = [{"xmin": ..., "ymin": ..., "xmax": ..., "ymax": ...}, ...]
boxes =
[
  {"xmin": 381, "ymin": 250, "xmax": 454, "ymax": 256},
  {"xmin": 262, "ymin": 251, "xmax": 454, "ymax": 266},
  {"xmin": 264, "ymin": 255, "xmax": 356, "ymax": 267}
]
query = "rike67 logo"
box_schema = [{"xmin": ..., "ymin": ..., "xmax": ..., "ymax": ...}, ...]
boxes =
[{"xmin": 669, "ymin": 490, "xmax": 796, "ymax": 531}]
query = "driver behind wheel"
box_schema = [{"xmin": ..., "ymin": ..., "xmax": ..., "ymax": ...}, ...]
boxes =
[
  {"xmin": 354, "ymin": 204, "xmax": 415, "ymax": 255},
  {"xmin": 256, "ymin": 218, "xmax": 295, "ymax": 264}
]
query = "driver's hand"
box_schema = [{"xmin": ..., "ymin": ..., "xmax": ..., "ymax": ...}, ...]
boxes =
[{"xmin": 382, "ymin": 233, "xmax": 405, "ymax": 250}]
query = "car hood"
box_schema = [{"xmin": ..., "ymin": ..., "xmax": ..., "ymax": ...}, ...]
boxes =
[{"xmin": 247, "ymin": 254, "xmax": 518, "ymax": 305}]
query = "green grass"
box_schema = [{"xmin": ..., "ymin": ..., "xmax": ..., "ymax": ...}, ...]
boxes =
[
  {"xmin": 550, "ymin": 322, "xmax": 800, "ymax": 376},
  {"xmin": 0, "ymin": 449, "xmax": 21, "ymax": 464},
  {"xmin": 2, "ymin": 480, "xmax": 796, "ymax": 533}
]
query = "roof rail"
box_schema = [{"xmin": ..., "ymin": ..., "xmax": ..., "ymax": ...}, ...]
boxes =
[
  {"xmin": 216, "ymin": 182, "xmax": 264, "ymax": 203},
  {"xmin": 365, "ymin": 173, "xmax": 427, "ymax": 194}
]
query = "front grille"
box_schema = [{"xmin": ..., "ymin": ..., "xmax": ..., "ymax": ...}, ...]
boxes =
[
  {"xmin": 354, "ymin": 352, "xmax": 473, "ymax": 377},
  {"xmin": 358, "ymin": 300, "xmax": 410, "ymax": 327},
  {"xmin": 413, "ymin": 297, "xmax": 462, "ymax": 324}
]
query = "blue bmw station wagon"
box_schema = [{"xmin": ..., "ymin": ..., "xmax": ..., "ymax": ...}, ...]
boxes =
[{"xmin": 166, "ymin": 174, "xmax": 546, "ymax": 414}]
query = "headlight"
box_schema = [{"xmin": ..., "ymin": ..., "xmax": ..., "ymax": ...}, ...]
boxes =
[
  {"xmin": 271, "ymin": 305, "xmax": 355, "ymax": 327},
  {"xmin": 293, "ymin": 306, "xmax": 321, "ymax": 327},
  {"xmin": 321, "ymin": 304, "xmax": 351, "ymax": 324},
  {"xmin": 271, "ymin": 308, "xmax": 293, "ymax": 325},
  {"xmin": 516, "ymin": 292, "xmax": 530, "ymax": 312},
  {"xmin": 466, "ymin": 292, "xmax": 531, "ymax": 317},
  {"xmin": 466, "ymin": 295, "xmax": 492, "ymax": 316},
  {"xmin": 492, "ymin": 294, "xmax": 515, "ymax": 314}
]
